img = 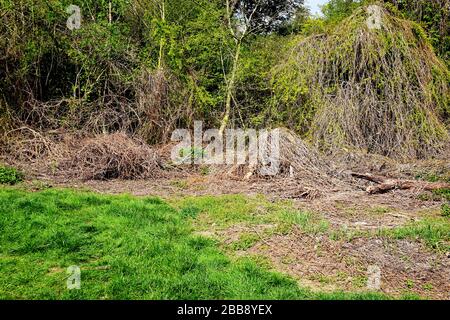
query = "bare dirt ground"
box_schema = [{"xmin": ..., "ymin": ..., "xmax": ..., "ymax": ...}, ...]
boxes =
[
  {"xmin": 248, "ymin": 231, "xmax": 450, "ymax": 299},
  {"xmin": 50, "ymin": 173, "xmax": 443, "ymax": 231}
]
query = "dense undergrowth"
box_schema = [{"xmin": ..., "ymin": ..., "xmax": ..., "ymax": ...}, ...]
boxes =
[{"xmin": 1, "ymin": 1, "xmax": 448, "ymax": 159}]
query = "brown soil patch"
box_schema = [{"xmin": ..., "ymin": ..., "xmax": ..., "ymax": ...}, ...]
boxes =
[{"xmin": 247, "ymin": 229, "xmax": 450, "ymax": 300}]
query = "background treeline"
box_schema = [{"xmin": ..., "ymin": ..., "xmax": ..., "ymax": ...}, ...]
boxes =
[{"xmin": 0, "ymin": 0, "xmax": 448, "ymax": 145}]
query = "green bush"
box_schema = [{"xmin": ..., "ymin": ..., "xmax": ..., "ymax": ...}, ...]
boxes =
[
  {"xmin": 442, "ymin": 203, "xmax": 450, "ymax": 218},
  {"xmin": 433, "ymin": 188, "xmax": 450, "ymax": 201},
  {"xmin": 0, "ymin": 165, "xmax": 24, "ymax": 185}
]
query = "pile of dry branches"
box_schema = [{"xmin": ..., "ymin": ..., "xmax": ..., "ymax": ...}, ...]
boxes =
[
  {"xmin": 62, "ymin": 133, "xmax": 163, "ymax": 180},
  {"xmin": 222, "ymin": 128, "xmax": 343, "ymax": 196},
  {"xmin": 4, "ymin": 129, "xmax": 164, "ymax": 181}
]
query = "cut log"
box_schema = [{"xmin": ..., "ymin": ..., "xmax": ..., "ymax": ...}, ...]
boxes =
[{"xmin": 351, "ymin": 172, "xmax": 450, "ymax": 194}]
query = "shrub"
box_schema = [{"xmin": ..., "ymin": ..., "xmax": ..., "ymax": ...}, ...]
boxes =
[
  {"xmin": 0, "ymin": 165, "xmax": 24, "ymax": 185},
  {"xmin": 442, "ymin": 203, "xmax": 450, "ymax": 217}
]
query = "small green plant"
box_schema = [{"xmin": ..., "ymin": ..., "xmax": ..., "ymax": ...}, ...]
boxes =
[
  {"xmin": 433, "ymin": 188, "xmax": 450, "ymax": 201},
  {"xmin": 179, "ymin": 147, "xmax": 205, "ymax": 162},
  {"xmin": 170, "ymin": 179, "xmax": 189, "ymax": 190},
  {"xmin": 231, "ymin": 233, "xmax": 261, "ymax": 251},
  {"xmin": 441, "ymin": 203, "xmax": 450, "ymax": 218},
  {"xmin": 406, "ymin": 279, "xmax": 415, "ymax": 289},
  {"xmin": 422, "ymin": 283, "xmax": 434, "ymax": 291},
  {"xmin": 0, "ymin": 165, "xmax": 24, "ymax": 185},
  {"xmin": 415, "ymin": 173, "xmax": 450, "ymax": 184},
  {"xmin": 28, "ymin": 180, "xmax": 52, "ymax": 191},
  {"xmin": 200, "ymin": 166, "xmax": 210, "ymax": 176}
]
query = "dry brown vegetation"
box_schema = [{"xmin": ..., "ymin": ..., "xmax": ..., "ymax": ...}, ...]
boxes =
[
  {"xmin": 2, "ymin": 129, "xmax": 164, "ymax": 181},
  {"xmin": 272, "ymin": 6, "xmax": 449, "ymax": 158}
]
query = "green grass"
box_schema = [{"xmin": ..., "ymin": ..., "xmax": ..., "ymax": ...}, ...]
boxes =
[
  {"xmin": 171, "ymin": 195, "xmax": 329, "ymax": 236},
  {"xmin": 0, "ymin": 187, "xmax": 390, "ymax": 300},
  {"xmin": 442, "ymin": 203, "xmax": 450, "ymax": 217},
  {"xmin": 377, "ymin": 216, "xmax": 450, "ymax": 251},
  {"xmin": 433, "ymin": 188, "xmax": 450, "ymax": 201}
]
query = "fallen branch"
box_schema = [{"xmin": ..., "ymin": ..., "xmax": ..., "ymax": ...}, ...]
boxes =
[{"xmin": 351, "ymin": 172, "xmax": 450, "ymax": 194}]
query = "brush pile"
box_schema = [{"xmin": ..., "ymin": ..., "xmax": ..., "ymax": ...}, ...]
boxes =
[
  {"xmin": 4, "ymin": 130, "xmax": 163, "ymax": 181},
  {"xmin": 224, "ymin": 128, "xmax": 342, "ymax": 192},
  {"xmin": 62, "ymin": 133, "xmax": 163, "ymax": 180}
]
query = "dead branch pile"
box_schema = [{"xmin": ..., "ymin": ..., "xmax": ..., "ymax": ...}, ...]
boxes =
[
  {"xmin": 223, "ymin": 128, "xmax": 347, "ymax": 197},
  {"xmin": 3, "ymin": 127, "xmax": 66, "ymax": 162},
  {"xmin": 273, "ymin": 128, "xmax": 333, "ymax": 183},
  {"xmin": 3, "ymin": 128, "xmax": 164, "ymax": 181},
  {"xmin": 60, "ymin": 133, "xmax": 163, "ymax": 180}
]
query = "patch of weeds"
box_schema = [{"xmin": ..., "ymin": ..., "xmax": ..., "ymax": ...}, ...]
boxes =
[
  {"xmin": 441, "ymin": 203, "xmax": 450, "ymax": 217},
  {"xmin": 405, "ymin": 279, "xmax": 415, "ymax": 289},
  {"xmin": 281, "ymin": 255, "xmax": 296, "ymax": 265},
  {"xmin": 309, "ymin": 274, "xmax": 333, "ymax": 285},
  {"xmin": 0, "ymin": 165, "xmax": 24, "ymax": 185},
  {"xmin": 179, "ymin": 147, "xmax": 205, "ymax": 163},
  {"xmin": 329, "ymin": 228, "xmax": 362, "ymax": 242},
  {"xmin": 369, "ymin": 206, "xmax": 390, "ymax": 215},
  {"xmin": 200, "ymin": 166, "xmax": 210, "ymax": 176},
  {"xmin": 273, "ymin": 222, "xmax": 294, "ymax": 235},
  {"xmin": 418, "ymin": 189, "xmax": 450, "ymax": 202},
  {"xmin": 352, "ymin": 275, "xmax": 367, "ymax": 289},
  {"xmin": 170, "ymin": 180, "xmax": 189, "ymax": 190},
  {"xmin": 422, "ymin": 283, "xmax": 433, "ymax": 291},
  {"xmin": 378, "ymin": 216, "xmax": 450, "ymax": 251},
  {"xmin": 230, "ymin": 233, "xmax": 260, "ymax": 251},
  {"xmin": 433, "ymin": 188, "xmax": 450, "ymax": 201},
  {"xmin": 27, "ymin": 180, "xmax": 52, "ymax": 191},
  {"xmin": 417, "ymin": 192, "xmax": 441, "ymax": 202},
  {"xmin": 415, "ymin": 172, "xmax": 450, "ymax": 183},
  {"xmin": 281, "ymin": 211, "xmax": 330, "ymax": 235}
]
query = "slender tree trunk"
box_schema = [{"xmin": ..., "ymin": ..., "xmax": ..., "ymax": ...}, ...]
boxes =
[
  {"xmin": 219, "ymin": 40, "xmax": 241, "ymax": 135},
  {"xmin": 157, "ymin": 1, "xmax": 166, "ymax": 69},
  {"xmin": 108, "ymin": 2, "xmax": 112, "ymax": 25}
]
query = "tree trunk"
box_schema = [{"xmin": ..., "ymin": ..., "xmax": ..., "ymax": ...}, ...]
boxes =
[
  {"xmin": 219, "ymin": 40, "xmax": 241, "ymax": 136},
  {"xmin": 351, "ymin": 172, "xmax": 450, "ymax": 194}
]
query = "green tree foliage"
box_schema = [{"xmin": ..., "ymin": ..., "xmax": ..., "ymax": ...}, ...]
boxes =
[
  {"xmin": 0, "ymin": 0, "xmax": 448, "ymax": 155},
  {"xmin": 0, "ymin": 0, "xmax": 305, "ymax": 140},
  {"xmin": 322, "ymin": 0, "xmax": 364, "ymax": 23},
  {"xmin": 317, "ymin": 0, "xmax": 449, "ymax": 63},
  {"xmin": 383, "ymin": 0, "xmax": 449, "ymax": 63}
]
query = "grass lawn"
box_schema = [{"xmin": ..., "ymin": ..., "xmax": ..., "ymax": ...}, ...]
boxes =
[{"xmin": 0, "ymin": 186, "xmax": 406, "ymax": 300}]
